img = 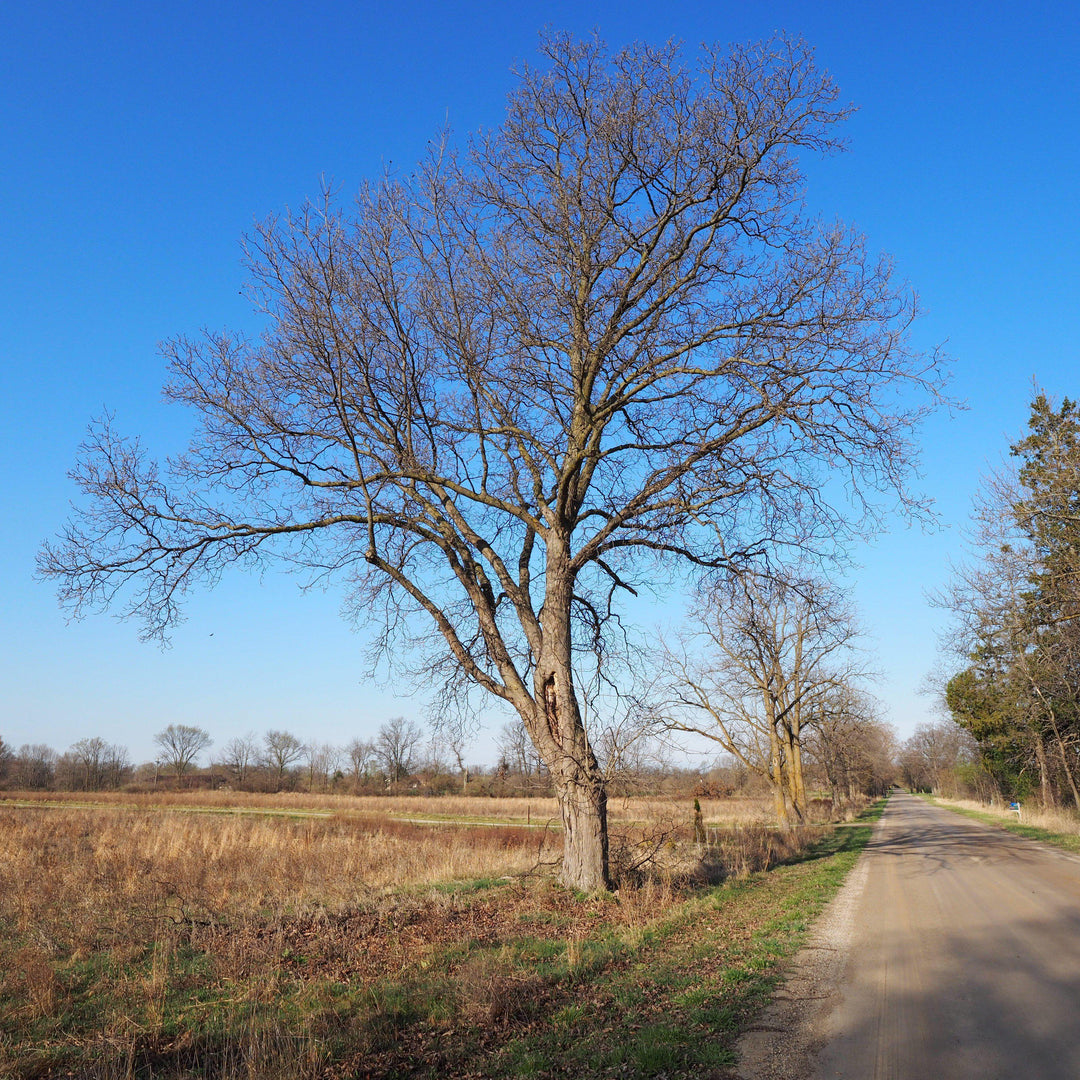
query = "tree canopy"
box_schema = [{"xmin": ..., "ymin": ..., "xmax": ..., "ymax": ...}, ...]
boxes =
[
  {"xmin": 41, "ymin": 32, "xmax": 945, "ymax": 890},
  {"xmin": 663, "ymin": 572, "xmax": 867, "ymax": 826},
  {"xmin": 940, "ymin": 393, "xmax": 1080, "ymax": 806},
  {"xmin": 154, "ymin": 724, "xmax": 211, "ymax": 785}
]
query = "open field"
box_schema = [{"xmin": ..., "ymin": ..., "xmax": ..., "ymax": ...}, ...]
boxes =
[
  {"xmin": 0, "ymin": 792, "xmax": 879, "ymax": 1078},
  {"xmin": 0, "ymin": 789, "xmax": 787, "ymax": 828}
]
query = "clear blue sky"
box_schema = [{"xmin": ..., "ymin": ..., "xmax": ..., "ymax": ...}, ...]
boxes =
[{"xmin": 3, "ymin": 0, "xmax": 1078, "ymax": 767}]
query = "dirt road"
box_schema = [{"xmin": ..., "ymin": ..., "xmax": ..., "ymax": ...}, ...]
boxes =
[{"xmin": 738, "ymin": 792, "xmax": 1080, "ymax": 1080}]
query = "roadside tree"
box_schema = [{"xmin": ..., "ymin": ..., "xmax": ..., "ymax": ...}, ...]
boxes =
[
  {"xmin": 805, "ymin": 687, "xmax": 895, "ymax": 804},
  {"xmin": 936, "ymin": 394, "xmax": 1080, "ymax": 807},
  {"xmin": 664, "ymin": 573, "xmax": 864, "ymax": 825},
  {"xmin": 40, "ymin": 33, "xmax": 945, "ymax": 890},
  {"xmin": 898, "ymin": 721, "xmax": 976, "ymax": 795},
  {"xmin": 944, "ymin": 665, "xmax": 1035, "ymax": 800}
]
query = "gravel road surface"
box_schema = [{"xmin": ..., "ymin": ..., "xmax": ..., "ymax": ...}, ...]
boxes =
[{"xmin": 736, "ymin": 792, "xmax": 1080, "ymax": 1080}]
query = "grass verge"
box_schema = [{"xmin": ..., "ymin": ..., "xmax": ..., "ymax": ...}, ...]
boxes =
[{"xmin": 483, "ymin": 813, "xmax": 878, "ymax": 1080}]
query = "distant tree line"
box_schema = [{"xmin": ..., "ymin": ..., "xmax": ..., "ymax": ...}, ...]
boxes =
[
  {"xmin": 0, "ymin": 708, "xmax": 895, "ymax": 802},
  {"xmin": 895, "ymin": 721, "xmax": 984, "ymax": 798},
  {"xmin": 0, "ymin": 719, "xmax": 436, "ymax": 795},
  {"xmin": 0, "ymin": 736, "xmax": 130, "ymax": 792}
]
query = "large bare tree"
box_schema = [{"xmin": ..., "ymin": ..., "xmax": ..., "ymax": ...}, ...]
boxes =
[
  {"xmin": 154, "ymin": 723, "xmax": 211, "ymax": 787},
  {"xmin": 663, "ymin": 573, "xmax": 864, "ymax": 826},
  {"xmin": 40, "ymin": 33, "xmax": 944, "ymax": 890}
]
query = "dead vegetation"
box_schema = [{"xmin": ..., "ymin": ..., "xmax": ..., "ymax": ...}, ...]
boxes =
[
  {"xmin": 0, "ymin": 793, "xmax": 844, "ymax": 1078},
  {"xmin": 0, "ymin": 787, "xmax": 783, "ymax": 826}
]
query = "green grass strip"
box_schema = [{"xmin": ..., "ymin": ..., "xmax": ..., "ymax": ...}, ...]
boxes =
[{"xmin": 482, "ymin": 805, "xmax": 881, "ymax": 1079}]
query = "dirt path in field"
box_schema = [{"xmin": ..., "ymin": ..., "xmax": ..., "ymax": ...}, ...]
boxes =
[
  {"xmin": 1, "ymin": 798, "xmax": 335, "ymax": 817},
  {"xmin": 736, "ymin": 792, "xmax": 1080, "ymax": 1079}
]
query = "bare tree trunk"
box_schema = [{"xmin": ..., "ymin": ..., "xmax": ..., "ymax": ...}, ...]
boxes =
[
  {"xmin": 555, "ymin": 757, "xmax": 609, "ymax": 892},
  {"xmin": 1054, "ymin": 732, "xmax": 1080, "ymax": 809},
  {"xmin": 769, "ymin": 725, "xmax": 790, "ymax": 829},
  {"xmin": 536, "ymin": 723, "xmax": 609, "ymax": 890},
  {"xmin": 781, "ymin": 719, "xmax": 807, "ymax": 821},
  {"xmin": 791, "ymin": 732, "xmax": 807, "ymax": 815},
  {"xmin": 1043, "ymin": 706, "xmax": 1080, "ymax": 809},
  {"xmin": 526, "ymin": 558, "xmax": 611, "ymax": 892},
  {"xmin": 1033, "ymin": 733, "xmax": 1055, "ymax": 807}
]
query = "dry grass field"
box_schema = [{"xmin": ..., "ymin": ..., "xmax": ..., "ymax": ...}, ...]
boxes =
[
  {"xmin": 0, "ymin": 791, "xmax": 864, "ymax": 1079},
  {"xmin": 2, "ymin": 788, "xmax": 782, "ymax": 827}
]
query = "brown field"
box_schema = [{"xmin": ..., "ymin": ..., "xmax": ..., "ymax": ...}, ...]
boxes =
[
  {"xmin": 0, "ymin": 787, "xmax": 781, "ymax": 827},
  {"xmin": 0, "ymin": 791, "xmax": 841, "ymax": 1079}
]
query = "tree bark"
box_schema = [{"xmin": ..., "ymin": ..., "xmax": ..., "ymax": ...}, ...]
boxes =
[
  {"xmin": 792, "ymin": 735, "xmax": 807, "ymax": 815},
  {"xmin": 781, "ymin": 717, "xmax": 807, "ymax": 821},
  {"xmin": 526, "ymin": 547, "xmax": 611, "ymax": 892},
  {"xmin": 769, "ymin": 722, "xmax": 790, "ymax": 829},
  {"xmin": 1033, "ymin": 733, "xmax": 1055, "ymax": 807},
  {"xmin": 555, "ymin": 759, "xmax": 610, "ymax": 892}
]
